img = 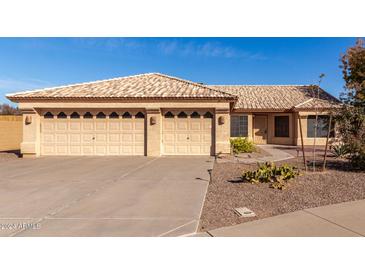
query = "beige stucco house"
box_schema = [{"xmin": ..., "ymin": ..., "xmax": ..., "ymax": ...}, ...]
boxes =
[{"xmin": 6, "ymin": 73, "xmax": 340, "ymax": 157}]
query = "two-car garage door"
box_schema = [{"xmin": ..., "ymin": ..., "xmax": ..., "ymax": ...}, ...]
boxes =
[
  {"xmin": 40, "ymin": 109, "xmax": 214, "ymax": 156},
  {"xmin": 41, "ymin": 111, "xmax": 145, "ymax": 156}
]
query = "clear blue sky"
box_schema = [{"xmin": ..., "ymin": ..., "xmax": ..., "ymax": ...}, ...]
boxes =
[{"xmin": 0, "ymin": 37, "xmax": 359, "ymax": 105}]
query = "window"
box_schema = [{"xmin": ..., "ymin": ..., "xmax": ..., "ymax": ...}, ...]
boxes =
[
  {"xmin": 230, "ymin": 115, "xmax": 248, "ymax": 137},
  {"xmin": 96, "ymin": 112, "xmax": 106, "ymax": 119},
  {"xmin": 44, "ymin": 112, "xmax": 54, "ymax": 119},
  {"xmin": 164, "ymin": 111, "xmax": 174, "ymax": 118},
  {"xmin": 203, "ymin": 112, "xmax": 213, "ymax": 119},
  {"xmin": 177, "ymin": 112, "xmax": 188, "ymax": 118},
  {"xmin": 135, "ymin": 112, "xmax": 145, "ymax": 118},
  {"xmin": 109, "ymin": 112, "xmax": 119, "ymax": 119},
  {"xmin": 122, "ymin": 112, "xmax": 132, "ymax": 118},
  {"xmin": 83, "ymin": 112, "xmax": 93, "ymax": 119},
  {"xmin": 70, "ymin": 112, "xmax": 80, "ymax": 119},
  {"xmin": 307, "ymin": 115, "xmax": 335, "ymax": 138},
  {"xmin": 274, "ymin": 116, "xmax": 289, "ymax": 137},
  {"xmin": 57, "ymin": 112, "xmax": 67, "ymax": 119},
  {"xmin": 190, "ymin": 111, "xmax": 200, "ymax": 118}
]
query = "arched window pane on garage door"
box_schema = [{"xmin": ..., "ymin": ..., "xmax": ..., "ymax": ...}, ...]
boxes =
[
  {"xmin": 96, "ymin": 112, "xmax": 106, "ymax": 119},
  {"xmin": 203, "ymin": 112, "xmax": 213, "ymax": 118},
  {"xmin": 191, "ymin": 111, "xmax": 200, "ymax": 118},
  {"xmin": 135, "ymin": 112, "xmax": 145, "ymax": 118},
  {"xmin": 177, "ymin": 112, "xmax": 188, "ymax": 118},
  {"xmin": 83, "ymin": 112, "xmax": 93, "ymax": 119},
  {"xmin": 70, "ymin": 112, "xmax": 80, "ymax": 119},
  {"xmin": 109, "ymin": 112, "xmax": 119, "ymax": 119},
  {"xmin": 57, "ymin": 112, "xmax": 67, "ymax": 119},
  {"xmin": 44, "ymin": 112, "xmax": 54, "ymax": 119},
  {"xmin": 122, "ymin": 112, "xmax": 132, "ymax": 118},
  {"xmin": 164, "ymin": 111, "xmax": 174, "ymax": 118}
]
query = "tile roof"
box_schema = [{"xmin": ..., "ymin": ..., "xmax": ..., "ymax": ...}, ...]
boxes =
[
  {"xmin": 7, "ymin": 73, "xmax": 236, "ymax": 101},
  {"xmin": 208, "ymin": 85, "xmax": 341, "ymax": 110}
]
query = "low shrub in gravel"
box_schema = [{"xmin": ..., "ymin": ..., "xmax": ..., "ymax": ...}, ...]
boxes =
[
  {"xmin": 241, "ymin": 162, "xmax": 299, "ymax": 190},
  {"xmin": 230, "ymin": 137, "xmax": 255, "ymax": 154}
]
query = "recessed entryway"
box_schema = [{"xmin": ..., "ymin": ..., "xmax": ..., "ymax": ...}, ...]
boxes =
[{"xmin": 254, "ymin": 115, "xmax": 268, "ymax": 144}]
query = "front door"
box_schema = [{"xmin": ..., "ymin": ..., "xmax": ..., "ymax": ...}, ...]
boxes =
[{"xmin": 254, "ymin": 115, "xmax": 268, "ymax": 144}]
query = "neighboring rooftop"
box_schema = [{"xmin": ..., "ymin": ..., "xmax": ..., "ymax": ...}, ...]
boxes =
[
  {"xmin": 6, "ymin": 73, "xmax": 236, "ymax": 101},
  {"xmin": 209, "ymin": 85, "xmax": 341, "ymax": 110}
]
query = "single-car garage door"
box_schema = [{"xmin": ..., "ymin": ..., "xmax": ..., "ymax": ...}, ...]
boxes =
[
  {"xmin": 40, "ymin": 110, "xmax": 145, "ymax": 156},
  {"xmin": 162, "ymin": 110, "xmax": 213, "ymax": 155}
]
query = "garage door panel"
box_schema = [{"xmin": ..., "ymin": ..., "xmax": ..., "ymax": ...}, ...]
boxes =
[
  {"xmin": 69, "ymin": 121, "xmax": 81, "ymax": 131},
  {"xmin": 134, "ymin": 120, "xmax": 144, "ymax": 130},
  {"xmin": 56, "ymin": 122, "xmax": 68, "ymax": 131},
  {"xmin": 190, "ymin": 133, "xmax": 201, "ymax": 142},
  {"xmin": 134, "ymin": 133, "xmax": 144, "ymax": 142},
  {"xmin": 109, "ymin": 133, "xmax": 120, "ymax": 142},
  {"xmin": 134, "ymin": 145, "xmax": 144, "ymax": 155},
  {"xmin": 163, "ymin": 120, "xmax": 175, "ymax": 130},
  {"xmin": 108, "ymin": 145, "xmax": 120, "ymax": 155},
  {"xmin": 122, "ymin": 133, "xmax": 133, "ymax": 142},
  {"xmin": 109, "ymin": 121, "xmax": 120, "ymax": 131},
  {"xmin": 177, "ymin": 133, "xmax": 188, "ymax": 142},
  {"xmin": 95, "ymin": 146, "xmax": 107, "ymax": 155},
  {"xmin": 190, "ymin": 145, "xmax": 201, "ymax": 154},
  {"xmin": 190, "ymin": 120, "xmax": 201, "ymax": 130},
  {"xmin": 162, "ymin": 112, "xmax": 213, "ymax": 155},
  {"xmin": 82, "ymin": 133, "xmax": 94, "ymax": 142},
  {"xmin": 56, "ymin": 134, "xmax": 68, "ymax": 143},
  {"xmin": 82, "ymin": 146, "xmax": 94, "ymax": 155},
  {"xmin": 177, "ymin": 120, "xmax": 188, "ymax": 130},
  {"xmin": 43, "ymin": 122, "xmax": 55, "ymax": 131},
  {"xmin": 41, "ymin": 145, "xmax": 55, "ymax": 155},
  {"xmin": 95, "ymin": 133, "xmax": 107, "ymax": 142},
  {"xmin": 42, "ymin": 134, "xmax": 55, "ymax": 143},
  {"xmin": 41, "ymin": 110, "xmax": 145, "ymax": 156},
  {"xmin": 69, "ymin": 146, "xmax": 81, "ymax": 155},
  {"xmin": 95, "ymin": 122, "xmax": 106, "ymax": 130},
  {"xmin": 121, "ymin": 121, "xmax": 133, "ymax": 130},
  {"xmin": 176, "ymin": 145, "xmax": 189, "ymax": 154},
  {"xmin": 82, "ymin": 121, "xmax": 94, "ymax": 130},
  {"xmin": 56, "ymin": 146, "xmax": 68, "ymax": 155}
]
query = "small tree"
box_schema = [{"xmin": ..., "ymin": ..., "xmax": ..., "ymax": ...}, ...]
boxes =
[
  {"xmin": 0, "ymin": 103, "xmax": 20, "ymax": 115},
  {"xmin": 334, "ymin": 38, "xmax": 365, "ymax": 169}
]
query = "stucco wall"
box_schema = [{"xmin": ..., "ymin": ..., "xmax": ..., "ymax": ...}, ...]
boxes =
[{"xmin": 0, "ymin": 115, "xmax": 23, "ymax": 151}]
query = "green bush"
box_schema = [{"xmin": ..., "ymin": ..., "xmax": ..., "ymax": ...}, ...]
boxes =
[
  {"xmin": 230, "ymin": 137, "xmax": 255, "ymax": 154},
  {"xmin": 332, "ymin": 143, "xmax": 351, "ymax": 158},
  {"xmin": 241, "ymin": 162, "xmax": 299, "ymax": 190}
]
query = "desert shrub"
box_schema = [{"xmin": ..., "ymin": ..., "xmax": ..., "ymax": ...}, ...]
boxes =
[
  {"xmin": 241, "ymin": 162, "xmax": 298, "ymax": 190},
  {"xmin": 332, "ymin": 143, "xmax": 351, "ymax": 158},
  {"xmin": 230, "ymin": 137, "xmax": 255, "ymax": 154},
  {"xmin": 351, "ymin": 153, "xmax": 365, "ymax": 170}
]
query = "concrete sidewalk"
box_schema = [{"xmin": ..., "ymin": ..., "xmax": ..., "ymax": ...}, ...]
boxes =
[{"xmin": 200, "ymin": 199, "xmax": 365, "ymax": 237}]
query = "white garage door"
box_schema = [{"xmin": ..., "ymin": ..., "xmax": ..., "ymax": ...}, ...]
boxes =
[
  {"xmin": 41, "ymin": 111, "xmax": 145, "ymax": 156},
  {"xmin": 162, "ymin": 110, "xmax": 213, "ymax": 155}
]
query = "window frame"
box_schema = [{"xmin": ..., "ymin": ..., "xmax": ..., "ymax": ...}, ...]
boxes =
[
  {"xmin": 230, "ymin": 115, "xmax": 248, "ymax": 137},
  {"xmin": 307, "ymin": 115, "xmax": 335, "ymax": 138},
  {"xmin": 274, "ymin": 115, "xmax": 290, "ymax": 138}
]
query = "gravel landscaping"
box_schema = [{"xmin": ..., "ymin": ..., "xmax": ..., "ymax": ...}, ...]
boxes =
[{"xmin": 199, "ymin": 158, "xmax": 365, "ymax": 232}]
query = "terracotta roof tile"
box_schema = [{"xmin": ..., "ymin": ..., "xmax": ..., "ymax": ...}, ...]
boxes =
[
  {"xmin": 208, "ymin": 85, "xmax": 341, "ymax": 110},
  {"xmin": 7, "ymin": 73, "xmax": 236, "ymax": 101}
]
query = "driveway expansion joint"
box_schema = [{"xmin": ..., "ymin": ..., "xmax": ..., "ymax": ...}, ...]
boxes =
[{"xmin": 302, "ymin": 209, "xmax": 365, "ymax": 237}]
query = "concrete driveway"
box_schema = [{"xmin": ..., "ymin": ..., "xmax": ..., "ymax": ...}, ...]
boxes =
[{"xmin": 0, "ymin": 156, "xmax": 213, "ymax": 236}]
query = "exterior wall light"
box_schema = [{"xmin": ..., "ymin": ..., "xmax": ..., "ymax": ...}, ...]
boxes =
[
  {"xmin": 150, "ymin": 116, "xmax": 156, "ymax": 125},
  {"xmin": 218, "ymin": 116, "xmax": 225, "ymax": 125},
  {"xmin": 25, "ymin": 115, "xmax": 32, "ymax": 125}
]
